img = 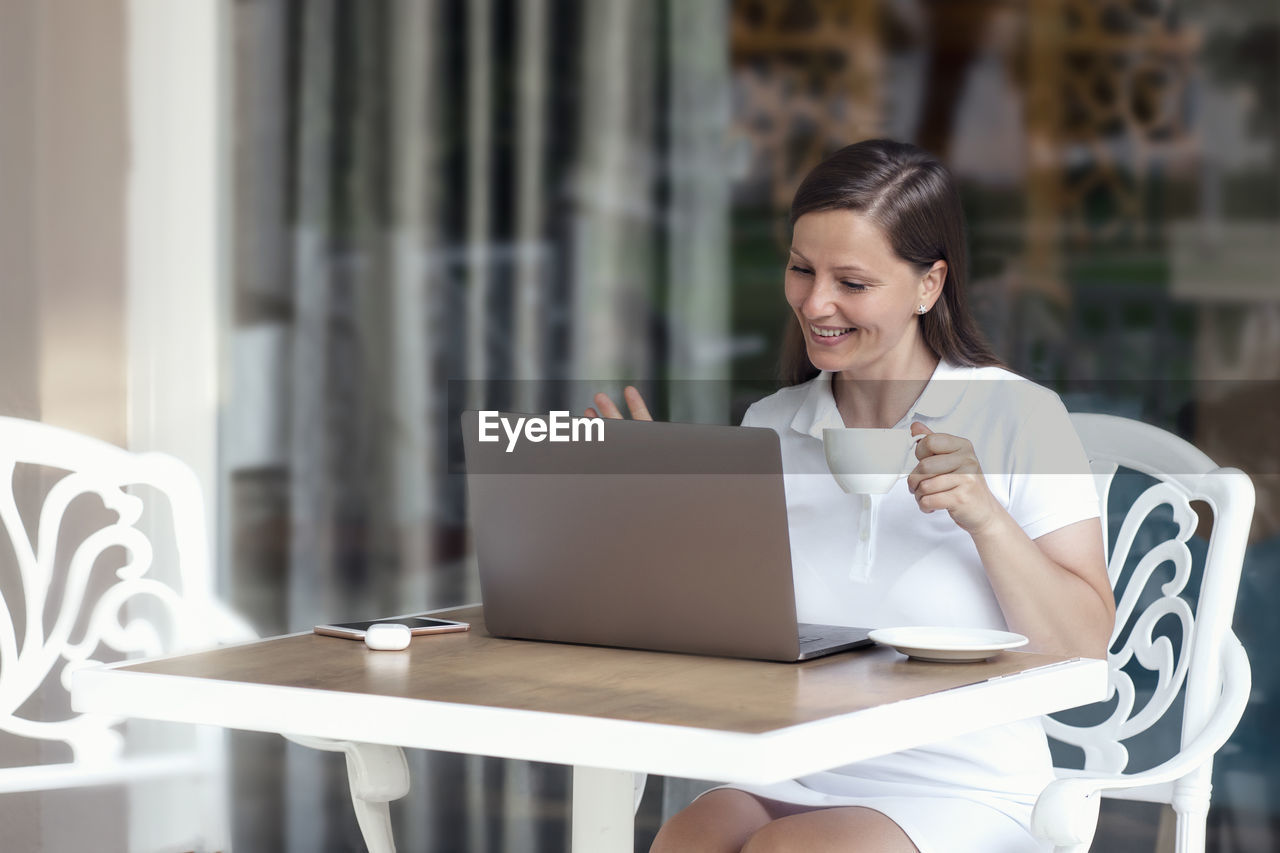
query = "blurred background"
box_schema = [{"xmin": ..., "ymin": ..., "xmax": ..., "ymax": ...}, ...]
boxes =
[{"xmin": 1, "ymin": 0, "xmax": 1277, "ymax": 850}]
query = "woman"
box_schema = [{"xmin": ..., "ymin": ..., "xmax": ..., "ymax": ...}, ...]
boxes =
[{"xmin": 588, "ymin": 139, "xmax": 1114, "ymax": 853}]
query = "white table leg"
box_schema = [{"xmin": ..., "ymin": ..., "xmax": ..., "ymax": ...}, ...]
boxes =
[
  {"xmin": 284, "ymin": 734, "xmax": 411, "ymax": 853},
  {"xmin": 572, "ymin": 766, "xmax": 639, "ymax": 853}
]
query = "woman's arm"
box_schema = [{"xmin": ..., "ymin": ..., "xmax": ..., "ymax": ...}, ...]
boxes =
[
  {"xmin": 968, "ymin": 513, "xmax": 1113, "ymax": 659},
  {"xmin": 906, "ymin": 424, "xmax": 1115, "ymax": 659}
]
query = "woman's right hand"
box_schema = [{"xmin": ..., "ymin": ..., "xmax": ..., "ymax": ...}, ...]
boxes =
[{"xmin": 585, "ymin": 385, "xmax": 653, "ymax": 420}]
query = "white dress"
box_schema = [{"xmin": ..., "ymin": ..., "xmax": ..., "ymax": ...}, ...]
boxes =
[{"xmin": 728, "ymin": 361, "xmax": 1101, "ymax": 853}]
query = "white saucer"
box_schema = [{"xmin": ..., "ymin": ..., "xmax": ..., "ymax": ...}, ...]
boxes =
[{"xmin": 868, "ymin": 626, "xmax": 1029, "ymax": 663}]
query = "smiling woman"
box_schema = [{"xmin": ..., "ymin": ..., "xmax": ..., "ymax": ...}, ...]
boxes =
[
  {"xmin": 784, "ymin": 209, "xmax": 945, "ymax": 388},
  {"xmin": 589, "ymin": 139, "xmax": 1117, "ymax": 853},
  {"xmin": 779, "ymin": 139, "xmax": 1002, "ymax": 390}
]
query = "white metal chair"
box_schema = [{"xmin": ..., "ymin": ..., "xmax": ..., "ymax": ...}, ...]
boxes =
[
  {"xmin": 0, "ymin": 416, "xmax": 255, "ymax": 850},
  {"xmin": 1032, "ymin": 413, "xmax": 1255, "ymax": 852}
]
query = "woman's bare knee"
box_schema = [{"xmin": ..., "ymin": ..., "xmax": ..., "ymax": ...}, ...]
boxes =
[
  {"xmin": 740, "ymin": 807, "xmax": 918, "ymax": 853},
  {"xmin": 650, "ymin": 789, "xmax": 774, "ymax": 853}
]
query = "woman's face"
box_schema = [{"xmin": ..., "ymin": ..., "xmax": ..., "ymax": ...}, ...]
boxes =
[{"xmin": 784, "ymin": 209, "xmax": 942, "ymax": 376}]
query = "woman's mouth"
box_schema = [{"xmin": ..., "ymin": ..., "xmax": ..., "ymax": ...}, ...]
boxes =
[{"xmin": 809, "ymin": 324, "xmax": 855, "ymax": 345}]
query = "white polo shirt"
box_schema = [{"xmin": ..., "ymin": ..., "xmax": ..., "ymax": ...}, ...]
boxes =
[
  {"xmin": 732, "ymin": 362, "xmax": 1102, "ymax": 848},
  {"xmin": 741, "ymin": 360, "xmax": 1101, "ymax": 633}
]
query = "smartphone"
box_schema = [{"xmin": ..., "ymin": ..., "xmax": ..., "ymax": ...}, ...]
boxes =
[{"xmin": 313, "ymin": 615, "xmax": 471, "ymax": 640}]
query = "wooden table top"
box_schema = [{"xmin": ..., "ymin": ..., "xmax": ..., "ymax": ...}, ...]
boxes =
[{"xmin": 121, "ymin": 606, "xmax": 1080, "ymax": 735}]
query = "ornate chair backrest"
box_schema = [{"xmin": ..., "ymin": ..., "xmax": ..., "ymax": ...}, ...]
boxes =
[
  {"xmin": 1045, "ymin": 413, "xmax": 1253, "ymax": 803},
  {"xmin": 0, "ymin": 416, "xmax": 250, "ymax": 796}
]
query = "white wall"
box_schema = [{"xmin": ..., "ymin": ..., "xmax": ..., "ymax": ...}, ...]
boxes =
[
  {"xmin": 0, "ymin": 0, "xmax": 131, "ymax": 849},
  {"xmin": 0, "ymin": 0, "xmax": 231, "ymax": 849}
]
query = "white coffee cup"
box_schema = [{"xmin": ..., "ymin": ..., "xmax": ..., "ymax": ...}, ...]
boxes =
[{"xmin": 823, "ymin": 428, "xmax": 926, "ymax": 495}]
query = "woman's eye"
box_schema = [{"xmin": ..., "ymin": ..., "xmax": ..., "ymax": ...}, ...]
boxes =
[
  {"xmin": 788, "ymin": 265, "xmax": 813, "ymax": 275},
  {"xmin": 840, "ymin": 281, "xmax": 869, "ymax": 292}
]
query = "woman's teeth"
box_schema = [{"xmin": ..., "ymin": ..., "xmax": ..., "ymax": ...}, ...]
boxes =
[{"xmin": 811, "ymin": 325, "xmax": 853, "ymax": 337}]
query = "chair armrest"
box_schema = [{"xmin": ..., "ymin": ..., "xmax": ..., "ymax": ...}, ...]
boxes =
[{"xmin": 1031, "ymin": 634, "xmax": 1250, "ymax": 846}]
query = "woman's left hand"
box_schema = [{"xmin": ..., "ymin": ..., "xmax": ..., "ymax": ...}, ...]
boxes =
[{"xmin": 906, "ymin": 423, "xmax": 1003, "ymax": 535}]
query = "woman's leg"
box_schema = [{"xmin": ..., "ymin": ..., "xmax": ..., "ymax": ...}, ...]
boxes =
[
  {"xmin": 649, "ymin": 789, "xmax": 804, "ymax": 853},
  {"xmin": 741, "ymin": 806, "xmax": 919, "ymax": 853}
]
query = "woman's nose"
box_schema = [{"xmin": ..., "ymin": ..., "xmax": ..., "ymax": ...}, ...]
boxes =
[{"xmin": 801, "ymin": 277, "xmax": 839, "ymax": 318}]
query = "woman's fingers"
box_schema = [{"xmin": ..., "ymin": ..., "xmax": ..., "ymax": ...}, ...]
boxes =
[
  {"xmin": 588, "ymin": 387, "xmax": 654, "ymax": 421},
  {"xmin": 914, "ymin": 430, "xmax": 966, "ymax": 458},
  {"xmin": 907, "ymin": 451, "xmax": 968, "ymax": 492},
  {"xmin": 592, "ymin": 392, "xmax": 625, "ymax": 419},
  {"xmin": 623, "ymin": 386, "xmax": 653, "ymax": 421},
  {"xmin": 912, "ymin": 472, "xmax": 967, "ymax": 501},
  {"xmin": 907, "ymin": 426, "xmax": 998, "ymax": 530},
  {"xmin": 907, "ymin": 429, "xmax": 980, "ymax": 492}
]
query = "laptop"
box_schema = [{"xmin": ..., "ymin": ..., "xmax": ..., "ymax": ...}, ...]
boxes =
[{"xmin": 461, "ymin": 410, "xmax": 872, "ymax": 662}]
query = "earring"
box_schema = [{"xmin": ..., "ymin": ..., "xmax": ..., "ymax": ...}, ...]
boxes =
[{"xmin": 917, "ymin": 304, "xmax": 927, "ymax": 315}]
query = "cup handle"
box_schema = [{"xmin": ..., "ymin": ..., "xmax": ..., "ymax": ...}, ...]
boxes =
[{"xmin": 899, "ymin": 433, "xmax": 927, "ymax": 477}]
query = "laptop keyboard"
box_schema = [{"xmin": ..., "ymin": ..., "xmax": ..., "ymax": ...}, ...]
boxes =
[{"xmin": 795, "ymin": 623, "xmax": 873, "ymax": 658}]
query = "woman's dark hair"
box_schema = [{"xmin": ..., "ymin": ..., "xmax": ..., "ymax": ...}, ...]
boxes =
[{"xmin": 779, "ymin": 138, "xmax": 1003, "ymax": 385}]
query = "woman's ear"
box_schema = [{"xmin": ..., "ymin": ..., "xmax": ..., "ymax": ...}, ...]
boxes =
[{"xmin": 919, "ymin": 260, "xmax": 947, "ymax": 310}]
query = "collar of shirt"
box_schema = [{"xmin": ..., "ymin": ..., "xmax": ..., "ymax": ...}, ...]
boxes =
[{"xmin": 789, "ymin": 360, "xmax": 976, "ymax": 440}]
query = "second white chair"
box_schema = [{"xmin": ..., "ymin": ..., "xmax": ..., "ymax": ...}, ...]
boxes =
[{"xmin": 1032, "ymin": 413, "xmax": 1254, "ymax": 852}]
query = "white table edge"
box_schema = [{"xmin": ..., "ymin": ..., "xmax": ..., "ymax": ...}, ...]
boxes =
[{"xmin": 70, "ymin": 655, "xmax": 1107, "ymax": 786}]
